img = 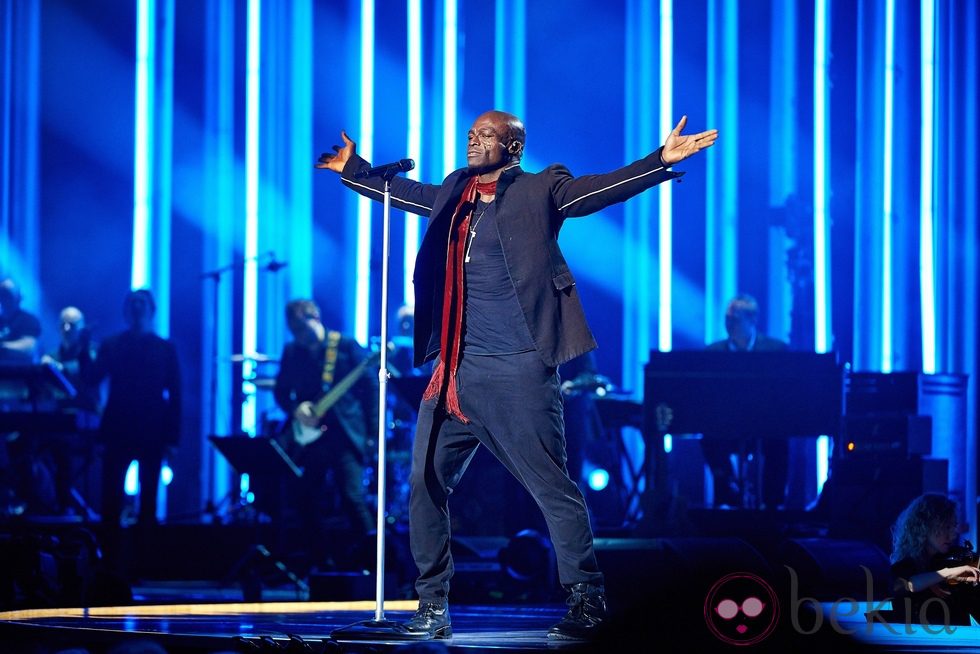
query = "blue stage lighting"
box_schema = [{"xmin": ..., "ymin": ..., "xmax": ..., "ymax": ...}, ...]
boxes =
[
  {"xmin": 355, "ymin": 0, "xmax": 374, "ymax": 346},
  {"xmin": 659, "ymin": 0, "xmax": 673, "ymax": 352},
  {"xmin": 132, "ymin": 0, "xmax": 153, "ymax": 292},
  {"xmin": 242, "ymin": 0, "xmax": 261, "ymax": 434},
  {"xmin": 588, "ymin": 468, "xmax": 610, "ymax": 492},
  {"xmin": 814, "ymin": 0, "xmax": 831, "ymax": 354},
  {"xmin": 442, "ymin": 0, "xmax": 458, "ymax": 177},
  {"xmin": 920, "ymin": 0, "xmax": 937, "ymax": 374},
  {"xmin": 881, "ymin": 0, "xmax": 895, "ymax": 372},
  {"xmin": 125, "ymin": 460, "xmax": 139, "ymax": 496},
  {"xmin": 404, "ymin": 0, "xmax": 423, "ymax": 306}
]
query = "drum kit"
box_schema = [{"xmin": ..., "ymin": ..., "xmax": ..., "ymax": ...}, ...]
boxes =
[{"xmin": 229, "ymin": 352, "xmax": 278, "ymax": 390}]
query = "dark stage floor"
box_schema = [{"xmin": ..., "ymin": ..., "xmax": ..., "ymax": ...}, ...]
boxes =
[
  {"xmin": 0, "ymin": 601, "xmax": 577, "ymax": 653},
  {"xmin": 4, "ymin": 597, "xmax": 980, "ymax": 654},
  {"xmin": 3, "ymin": 514, "xmax": 979, "ymax": 653}
]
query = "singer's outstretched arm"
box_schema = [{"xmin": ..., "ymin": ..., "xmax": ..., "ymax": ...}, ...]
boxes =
[
  {"xmin": 550, "ymin": 116, "xmax": 717, "ymax": 219},
  {"xmin": 316, "ymin": 131, "xmax": 440, "ymax": 218}
]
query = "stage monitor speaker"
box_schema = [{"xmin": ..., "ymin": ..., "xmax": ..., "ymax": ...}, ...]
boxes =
[
  {"xmin": 842, "ymin": 414, "xmax": 932, "ymax": 457},
  {"xmin": 827, "ymin": 456, "xmax": 948, "ymax": 550},
  {"xmin": 596, "ymin": 537, "xmax": 771, "ymax": 605},
  {"xmin": 779, "ymin": 538, "xmax": 892, "ymax": 601}
]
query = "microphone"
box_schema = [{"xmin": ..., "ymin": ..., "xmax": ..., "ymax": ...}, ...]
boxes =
[{"xmin": 354, "ymin": 158, "xmax": 415, "ymax": 180}]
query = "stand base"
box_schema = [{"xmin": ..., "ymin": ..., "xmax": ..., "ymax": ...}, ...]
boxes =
[{"xmin": 331, "ymin": 618, "xmax": 433, "ymax": 641}]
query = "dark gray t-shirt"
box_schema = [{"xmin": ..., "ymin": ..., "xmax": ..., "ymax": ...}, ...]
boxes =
[{"xmin": 462, "ymin": 199, "xmax": 535, "ymax": 356}]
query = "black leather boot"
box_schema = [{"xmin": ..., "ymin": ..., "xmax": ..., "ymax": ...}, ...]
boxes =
[
  {"xmin": 402, "ymin": 601, "xmax": 452, "ymax": 639},
  {"xmin": 547, "ymin": 582, "xmax": 607, "ymax": 640}
]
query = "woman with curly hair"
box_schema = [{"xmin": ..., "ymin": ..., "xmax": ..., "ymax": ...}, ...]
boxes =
[{"xmin": 890, "ymin": 493, "xmax": 980, "ymax": 626}]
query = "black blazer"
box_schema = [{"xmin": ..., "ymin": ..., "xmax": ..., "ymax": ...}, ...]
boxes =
[{"xmin": 341, "ymin": 149, "xmax": 682, "ymax": 368}]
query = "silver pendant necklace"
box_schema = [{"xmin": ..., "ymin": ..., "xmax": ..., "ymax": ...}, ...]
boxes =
[{"xmin": 464, "ymin": 204, "xmax": 490, "ymax": 263}]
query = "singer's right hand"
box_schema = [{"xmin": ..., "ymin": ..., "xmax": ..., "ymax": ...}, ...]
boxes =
[{"xmin": 316, "ymin": 130, "xmax": 356, "ymax": 173}]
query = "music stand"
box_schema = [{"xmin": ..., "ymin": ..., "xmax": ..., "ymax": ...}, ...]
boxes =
[
  {"xmin": 0, "ymin": 361, "xmax": 77, "ymax": 406},
  {"xmin": 208, "ymin": 435, "xmax": 307, "ymax": 594},
  {"xmin": 209, "ymin": 434, "xmax": 300, "ymax": 475},
  {"xmin": 593, "ymin": 396, "xmax": 645, "ymax": 524},
  {"xmin": 643, "ymin": 351, "xmax": 843, "ymax": 512}
]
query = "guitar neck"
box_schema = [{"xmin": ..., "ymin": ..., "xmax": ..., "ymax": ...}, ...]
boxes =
[{"xmin": 312, "ymin": 354, "xmax": 378, "ymax": 419}]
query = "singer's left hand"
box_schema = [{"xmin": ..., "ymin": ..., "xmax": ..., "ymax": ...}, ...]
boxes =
[
  {"xmin": 661, "ymin": 115, "xmax": 718, "ymax": 165},
  {"xmin": 316, "ymin": 130, "xmax": 356, "ymax": 173}
]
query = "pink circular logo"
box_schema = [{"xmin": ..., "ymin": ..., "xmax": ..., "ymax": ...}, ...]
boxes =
[{"xmin": 704, "ymin": 572, "xmax": 780, "ymax": 646}]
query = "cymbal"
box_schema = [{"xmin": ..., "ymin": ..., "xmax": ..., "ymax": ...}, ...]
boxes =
[
  {"xmin": 252, "ymin": 377, "xmax": 276, "ymax": 390},
  {"xmin": 229, "ymin": 353, "xmax": 278, "ymax": 363}
]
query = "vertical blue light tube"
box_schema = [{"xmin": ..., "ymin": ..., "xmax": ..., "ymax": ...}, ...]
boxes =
[
  {"xmin": 767, "ymin": 0, "xmax": 796, "ymax": 343},
  {"xmin": 919, "ymin": 0, "xmax": 936, "ymax": 374},
  {"xmin": 355, "ymin": 0, "xmax": 374, "ymax": 347},
  {"xmin": 242, "ymin": 0, "xmax": 261, "ymax": 435},
  {"xmin": 442, "ymin": 0, "xmax": 458, "ymax": 177},
  {"xmin": 705, "ymin": 0, "xmax": 717, "ymax": 344},
  {"xmin": 813, "ymin": 0, "xmax": 830, "ymax": 355},
  {"xmin": 658, "ymin": 0, "xmax": 673, "ymax": 352},
  {"xmin": 1, "ymin": 1, "xmax": 41, "ymax": 311},
  {"xmin": 721, "ymin": 0, "xmax": 737, "ymax": 315},
  {"xmin": 494, "ymin": 0, "xmax": 526, "ymax": 115},
  {"xmin": 202, "ymin": 0, "xmax": 234, "ymax": 514},
  {"xmin": 132, "ymin": 0, "xmax": 154, "ymax": 291},
  {"xmin": 622, "ymin": 0, "xmax": 654, "ymax": 392},
  {"xmin": 1, "ymin": 2, "xmax": 12, "ymax": 264},
  {"xmin": 404, "ymin": 0, "xmax": 422, "ymax": 306},
  {"xmin": 813, "ymin": 0, "xmax": 831, "ymax": 493},
  {"xmin": 705, "ymin": 0, "xmax": 737, "ymax": 344},
  {"xmin": 154, "ymin": 0, "xmax": 174, "ymax": 338},
  {"xmin": 881, "ymin": 0, "xmax": 895, "ymax": 373},
  {"xmin": 289, "ymin": 0, "xmax": 314, "ymax": 302}
]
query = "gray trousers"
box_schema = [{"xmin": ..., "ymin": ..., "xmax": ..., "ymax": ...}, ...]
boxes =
[{"xmin": 409, "ymin": 349, "xmax": 603, "ymax": 602}]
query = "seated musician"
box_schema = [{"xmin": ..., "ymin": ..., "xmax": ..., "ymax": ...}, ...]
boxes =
[
  {"xmin": 0, "ymin": 278, "xmax": 43, "ymax": 513},
  {"xmin": 34, "ymin": 306, "xmax": 101, "ymax": 515},
  {"xmin": 42, "ymin": 306, "xmax": 100, "ymax": 412},
  {"xmin": 702, "ymin": 294, "xmax": 789, "ymax": 508},
  {"xmin": 0, "ymin": 278, "xmax": 41, "ymax": 363},
  {"xmin": 273, "ymin": 299, "xmax": 375, "ymax": 564},
  {"xmin": 890, "ymin": 493, "xmax": 980, "ymax": 626}
]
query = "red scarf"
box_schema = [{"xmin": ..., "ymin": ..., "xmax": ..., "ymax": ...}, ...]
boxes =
[{"xmin": 422, "ymin": 177, "xmax": 498, "ymax": 422}]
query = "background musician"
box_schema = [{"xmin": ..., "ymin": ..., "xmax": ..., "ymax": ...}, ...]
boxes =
[
  {"xmin": 36, "ymin": 306, "xmax": 101, "ymax": 515},
  {"xmin": 703, "ymin": 294, "xmax": 789, "ymax": 509},
  {"xmin": 0, "ymin": 278, "xmax": 40, "ymax": 363},
  {"xmin": 43, "ymin": 306, "xmax": 100, "ymax": 412},
  {"xmin": 80, "ymin": 289, "xmax": 181, "ymax": 527},
  {"xmin": 890, "ymin": 493, "xmax": 980, "ymax": 626},
  {"xmin": 273, "ymin": 299, "xmax": 375, "ymax": 567}
]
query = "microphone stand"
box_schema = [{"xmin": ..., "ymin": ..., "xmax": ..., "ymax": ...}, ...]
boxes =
[
  {"xmin": 200, "ymin": 252, "xmax": 285, "ymax": 520},
  {"xmin": 199, "ymin": 260, "xmax": 237, "ymax": 523},
  {"xmin": 332, "ymin": 172, "xmax": 427, "ymax": 640}
]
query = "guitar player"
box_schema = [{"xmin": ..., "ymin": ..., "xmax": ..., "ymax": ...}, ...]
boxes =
[{"xmin": 273, "ymin": 299, "xmax": 376, "ymax": 562}]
